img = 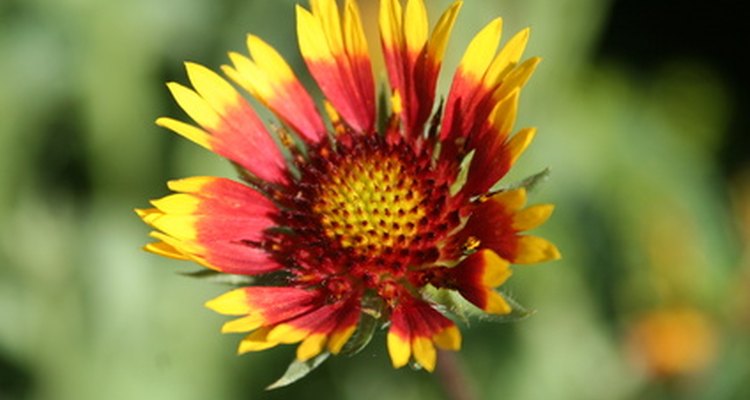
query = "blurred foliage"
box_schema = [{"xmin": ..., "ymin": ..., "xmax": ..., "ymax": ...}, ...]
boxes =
[{"xmin": 1, "ymin": 0, "xmax": 747, "ymax": 399}]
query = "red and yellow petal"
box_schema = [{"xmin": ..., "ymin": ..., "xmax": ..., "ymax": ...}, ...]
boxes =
[
  {"xmin": 296, "ymin": 0, "xmax": 375, "ymax": 133},
  {"xmin": 137, "ymin": 177, "xmax": 281, "ymax": 275},
  {"xmin": 458, "ymin": 188, "xmax": 560, "ymax": 265},
  {"xmin": 513, "ymin": 235, "xmax": 562, "ymax": 264},
  {"xmin": 222, "ymin": 35, "xmax": 326, "ymax": 143},
  {"xmin": 387, "ymin": 299, "xmax": 461, "ymax": 372},
  {"xmin": 206, "ymin": 286, "xmax": 320, "ymax": 321},
  {"xmin": 380, "ymin": 0, "xmax": 461, "ymax": 137},
  {"xmin": 439, "ymin": 20, "xmax": 539, "ymax": 162},
  {"xmin": 157, "ymin": 63, "xmax": 287, "ymax": 184},
  {"xmin": 208, "ymin": 287, "xmax": 360, "ymax": 361},
  {"xmin": 443, "ymin": 249, "xmax": 512, "ymax": 314}
]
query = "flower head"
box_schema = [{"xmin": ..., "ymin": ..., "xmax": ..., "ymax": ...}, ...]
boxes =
[{"xmin": 138, "ymin": 0, "xmax": 559, "ymax": 375}]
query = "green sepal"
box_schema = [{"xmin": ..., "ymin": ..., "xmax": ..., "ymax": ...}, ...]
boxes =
[
  {"xmin": 478, "ymin": 292, "xmax": 536, "ymax": 323},
  {"xmin": 424, "ymin": 286, "xmax": 535, "ymax": 324},
  {"xmin": 178, "ymin": 270, "xmax": 256, "ymax": 286},
  {"xmin": 178, "ymin": 270, "xmax": 289, "ymax": 287},
  {"xmin": 377, "ymin": 83, "xmax": 390, "ymax": 134},
  {"xmin": 449, "ymin": 150, "xmax": 475, "ymax": 196},
  {"xmin": 340, "ymin": 295, "xmax": 383, "ymax": 356},
  {"xmin": 494, "ymin": 167, "xmax": 550, "ymax": 194},
  {"xmin": 265, "ymin": 352, "xmax": 330, "ymax": 391}
]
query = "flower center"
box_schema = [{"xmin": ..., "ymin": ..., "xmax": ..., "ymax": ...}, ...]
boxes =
[
  {"xmin": 275, "ymin": 134, "xmax": 464, "ymax": 289},
  {"xmin": 313, "ymin": 154, "xmax": 427, "ymax": 253}
]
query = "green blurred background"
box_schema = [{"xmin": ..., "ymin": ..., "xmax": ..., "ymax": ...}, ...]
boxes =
[{"xmin": 1, "ymin": 0, "xmax": 748, "ymax": 398}]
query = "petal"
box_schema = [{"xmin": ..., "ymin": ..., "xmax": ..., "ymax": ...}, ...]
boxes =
[
  {"xmin": 268, "ymin": 301, "xmax": 344, "ymax": 347},
  {"xmin": 143, "ymin": 239, "xmax": 189, "ymax": 260},
  {"xmin": 206, "ymin": 286, "xmax": 320, "ymax": 329},
  {"xmin": 439, "ymin": 24, "xmax": 539, "ymax": 160},
  {"xmin": 438, "ymin": 249, "xmax": 512, "ymax": 314},
  {"xmin": 484, "ymin": 290, "xmax": 512, "ymax": 315},
  {"xmin": 327, "ymin": 301, "xmax": 361, "ymax": 354},
  {"xmin": 238, "ymin": 327, "xmax": 279, "ymax": 354},
  {"xmin": 388, "ymin": 298, "xmax": 460, "ymax": 370},
  {"xmin": 507, "ymin": 127, "xmax": 536, "ymax": 165},
  {"xmin": 403, "ymin": 0, "xmax": 428, "ymax": 53},
  {"xmin": 387, "ymin": 307, "xmax": 412, "ymax": 369},
  {"xmin": 425, "ymin": 1, "xmax": 461, "ymax": 64},
  {"xmin": 484, "ymin": 28, "xmax": 530, "ymax": 86},
  {"xmin": 432, "ymin": 324, "xmax": 461, "ymax": 351},
  {"xmin": 223, "ymin": 36, "xmax": 326, "ymax": 143},
  {"xmin": 381, "ymin": 0, "xmax": 461, "ymax": 138},
  {"xmin": 297, "ymin": 1, "xmax": 375, "ymax": 133},
  {"xmin": 454, "ymin": 18, "xmax": 503, "ymax": 82},
  {"xmin": 159, "ymin": 64, "xmax": 288, "ymax": 183},
  {"xmin": 454, "ymin": 191, "xmax": 521, "ymax": 262},
  {"xmin": 221, "ymin": 314, "xmax": 265, "ymax": 333},
  {"xmin": 512, "ymin": 204, "xmax": 555, "ymax": 231},
  {"xmin": 205, "ymin": 287, "xmax": 252, "ymax": 316},
  {"xmin": 412, "ymin": 336, "xmax": 436, "ymax": 372},
  {"xmin": 461, "ymin": 90, "xmax": 521, "ymax": 194},
  {"xmin": 297, "ymin": 333, "xmax": 328, "ymax": 361},
  {"xmin": 513, "ymin": 235, "xmax": 561, "ymax": 264},
  {"xmin": 492, "ymin": 188, "xmax": 527, "ymax": 212},
  {"xmin": 140, "ymin": 177, "xmax": 281, "ymax": 275}
]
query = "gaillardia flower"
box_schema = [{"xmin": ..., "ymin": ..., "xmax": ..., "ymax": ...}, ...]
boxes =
[{"xmin": 138, "ymin": 0, "xmax": 560, "ymax": 374}]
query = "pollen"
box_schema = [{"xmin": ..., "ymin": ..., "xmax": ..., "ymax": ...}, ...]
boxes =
[{"xmin": 313, "ymin": 154, "xmax": 426, "ymax": 252}]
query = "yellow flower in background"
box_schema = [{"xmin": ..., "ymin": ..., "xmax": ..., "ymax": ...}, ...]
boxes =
[
  {"xmin": 627, "ymin": 308, "xmax": 718, "ymax": 378},
  {"xmin": 137, "ymin": 0, "xmax": 559, "ymax": 379}
]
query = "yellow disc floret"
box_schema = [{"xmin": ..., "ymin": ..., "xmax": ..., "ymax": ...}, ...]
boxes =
[{"xmin": 313, "ymin": 154, "xmax": 427, "ymax": 254}]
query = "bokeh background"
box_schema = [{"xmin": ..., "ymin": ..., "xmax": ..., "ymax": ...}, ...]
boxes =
[{"xmin": 1, "ymin": 0, "xmax": 748, "ymax": 399}]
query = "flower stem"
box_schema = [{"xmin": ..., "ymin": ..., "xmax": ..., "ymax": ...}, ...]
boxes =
[{"xmin": 435, "ymin": 350, "xmax": 477, "ymax": 400}]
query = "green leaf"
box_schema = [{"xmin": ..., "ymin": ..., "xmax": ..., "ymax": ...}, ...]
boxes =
[{"xmin": 266, "ymin": 352, "xmax": 330, "ymax": 390}]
